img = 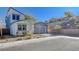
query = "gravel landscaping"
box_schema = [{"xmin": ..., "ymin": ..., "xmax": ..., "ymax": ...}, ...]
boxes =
[{"xmin": 0, "ymin": 34, "xmax": 49, "ymax": 43}]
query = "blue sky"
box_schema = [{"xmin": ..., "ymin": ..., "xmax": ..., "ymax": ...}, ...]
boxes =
[{"xmin": 1, "ymin": 7, "xmax": 79, "ymax": 25}]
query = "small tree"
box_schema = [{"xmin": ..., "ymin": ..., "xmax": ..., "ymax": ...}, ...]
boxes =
[
  {"xmin": 25, "ymin": 15, "xmax": 36, "ymax": 24},
  {"xmin": 65, "ymin": 12, "xmax": 73, "ymax": 17},
  {"xmin": 24, "ymin": 14, "xmax": 36, "ymax": 38},
  {"xmin": 54, "ymin": 25, "xmax": 62, "ymax": 32}
]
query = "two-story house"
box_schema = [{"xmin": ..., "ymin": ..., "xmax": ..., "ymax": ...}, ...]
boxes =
[{"xmin": 5, "ymin": 7, "xmax": 34, "ymax": 36}]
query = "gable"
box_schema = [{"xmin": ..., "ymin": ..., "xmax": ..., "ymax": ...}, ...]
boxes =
[
  {"xmin": 7, "ymin": 8, "xmax": 24, "ymax": 15},
  {"xmin": 7, "ymin": 7, "xmax": 25, "ymax": 20}
]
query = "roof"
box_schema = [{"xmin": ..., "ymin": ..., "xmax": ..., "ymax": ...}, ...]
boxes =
[
  {"xmin": 7, "ymin": 7, "xmax": 25, "ymax": 16},
  {"xmin": 35, "ymin": 22, "xmax": 48, "ymax": 26}
]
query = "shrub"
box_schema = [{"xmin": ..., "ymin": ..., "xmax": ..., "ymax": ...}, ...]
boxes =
[{"xmin": 54, "ymin": 25, "xmax": 62, "ymax": 32}]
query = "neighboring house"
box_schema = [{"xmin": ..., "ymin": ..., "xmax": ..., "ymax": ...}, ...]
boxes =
[
  {"xmin": 61, "ymin": 16, "xmax": 79, "ymax": 29},
  {"xmin": 5, "ymin": 7, "xmax": 34, "ymax": 36},
  {"xmin": 60, "ymin": 17, "xmax": 74, "ymax": 29},
  {"xmin": 34, "ymin": 22, "xmax": 48, "ymax": 34},
  {"xmin": 48, "ymin": 18, "xmax": 64, "ymax": 26},
  {"xmin": 48, "ymin": 18, "xmax": 63, "ymax": 33},
  {"xmin": 48, "ymin": 14, "xmax": 79, "ymax": 29}
]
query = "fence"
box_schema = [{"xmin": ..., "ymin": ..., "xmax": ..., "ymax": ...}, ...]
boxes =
[
  {"xmin": 60, "ymin": 29, "xmax": 79, "ymax": 36},
  {"xmin": 0, "ymin": 28, "xmax": 10, "ymax": 36}
]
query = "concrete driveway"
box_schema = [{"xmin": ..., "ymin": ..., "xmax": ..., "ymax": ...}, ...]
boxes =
[{"xmin": 0, "ymin": 36, "xmax": 79, "ymax": 51}]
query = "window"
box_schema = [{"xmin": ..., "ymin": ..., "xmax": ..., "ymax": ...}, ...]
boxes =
[
  {"xmin": 18, "ymin": 24, "xmax": 26, "ymax": 31},
  {"xmin": 16, "ymin": 15, "xmax": 20, "ymax": 20},
  {"xmin": 18, "ymin": 24, "xmax": 22, "ymax": 31},
  {"xmin": 12, "ymin": 14, "xmax": 16, "ymax": 20},
  {"xmin": 23, "ymin": 25, "xmax": 26, "ymax": 30},
  {"xmin": 12, "ymin": 14, "xmax": 20, "ymax": 20}
]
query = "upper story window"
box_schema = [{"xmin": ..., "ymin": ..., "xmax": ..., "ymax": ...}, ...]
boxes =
[
  {"xmin": 12, "ymin": 14, "xmax": 20, "ymax": 20},
  {"xmin": 12, "ymin": 14, "xmax": 16, "ymax": 20},
  {"xmin": 17, "ymin": 15, "xmax": 20, "ymax": 20}
]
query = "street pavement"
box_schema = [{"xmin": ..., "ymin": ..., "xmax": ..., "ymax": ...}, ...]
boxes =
[{"xmin": 0, "ymin": 36, "xmax": 79, "ymax": 51}]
